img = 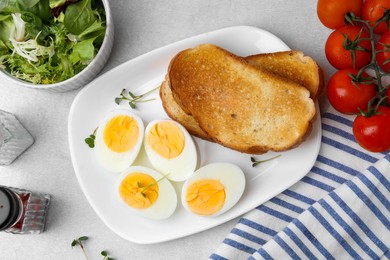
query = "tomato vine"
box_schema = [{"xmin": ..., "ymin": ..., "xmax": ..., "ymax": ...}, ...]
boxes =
[{"xmin": 318, "ymin": 0, "xmax": 390, "ymax": 152}]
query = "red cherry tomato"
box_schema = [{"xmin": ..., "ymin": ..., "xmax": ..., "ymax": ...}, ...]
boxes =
[
  {"xmin": 362, "ymin": 0, "xmax": 390, "ymax": 35},
  {"xmin": 353, "ymin": 106, "xmax": 390, "ymax": 152},
  {"xmin": 376, "ymin": 31, "xmax": 390, "ymax": 73},
  {"xmin": 325, "ymin": 25, "xmax": 372, "ymax": 69},
  {"xmin": 327, "ymin": 69, "xmax": 377, "ymax": 114},
  {"xmin": 317, "ymin": 0, "xmax": 363, "ymax": 29}
]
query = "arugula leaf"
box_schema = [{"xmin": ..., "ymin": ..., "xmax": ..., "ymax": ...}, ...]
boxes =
[{"xmin": 64, "ymin": 0, "xmax": 95, "ymax": 35}]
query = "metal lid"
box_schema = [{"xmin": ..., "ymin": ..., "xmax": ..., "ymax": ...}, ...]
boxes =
[{"xmin": 0, "ymin": 187, "xmax": 21, "ymax": 231}]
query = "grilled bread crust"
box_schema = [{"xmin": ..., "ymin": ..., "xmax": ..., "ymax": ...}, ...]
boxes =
[
  {"xmin": 160, "ymin": 79, "xmax": 214, "ymax": 141},
  {"xmin": 164, "ymin": 44, "xmax": 316, "ymax": 154},
  {"xmin": 160, "ymin": 50, "xmax": 323, "ymax": 141},
  {"xmin": 245, "ymin": 50, "xmax": 324, "ymax": 100}
]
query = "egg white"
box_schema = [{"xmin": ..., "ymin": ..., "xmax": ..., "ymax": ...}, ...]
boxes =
[
  {"xmin": 95, "ymin": 109, "xmax": 144, "ymax": 172},
  {"xmin": 181, "ymin": 162, "xmax": 246, "ymax": 217},
  {"xmin": 117, "ymin": 166, "xmax": 177, "ymax": 220},
  {"xmin": 144, "ymin": 119, "xmax": 197, "ymax": 182}
]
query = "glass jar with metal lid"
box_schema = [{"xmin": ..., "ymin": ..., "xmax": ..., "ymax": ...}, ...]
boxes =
[{"xmin": 0, "ymin": 186, "xmax": 50, "ymax": 234}]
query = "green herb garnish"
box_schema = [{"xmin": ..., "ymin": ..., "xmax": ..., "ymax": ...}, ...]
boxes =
[
  {"xmin": 101, "ymin": 250, "xmax": 114, "ymax": 260},
  {"xmin": 71, "ymin": 236, "xmax": 90, "ymax": 260},
  {"xmin": 137, "ymin": 173, "xmax": 170, "ymax": 198},
  {"xmin": 84, "ymin": 127, "xmax": 97, "ymax": 148},
  {"xmin": 71, "ymin": 236, "xmax": 114, "ymax": 260},
  {"xmin": 115, "ymin": 86, "xmax": 160, "ymax": 109},
  {"xmin": 251, "ymin": 154, "xmax": 281, "ymax": 167}
]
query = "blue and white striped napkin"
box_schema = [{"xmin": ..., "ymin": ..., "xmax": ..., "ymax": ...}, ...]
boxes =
[{"xmin": 211, "ymin": 107, "xmax": 390, "ymax": 260}]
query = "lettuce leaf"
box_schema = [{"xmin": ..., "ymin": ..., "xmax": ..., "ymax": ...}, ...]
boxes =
[
  {"xmin": 0, "ymin": 14, "xmax": 14, "ymax": 46},
  {"xmin": 0, "ymin": 0, "xmax": 20, "ymax": 13},
  {"xmin": 17, "ymin": 0, "xmax": 40, "ymax": 9}
]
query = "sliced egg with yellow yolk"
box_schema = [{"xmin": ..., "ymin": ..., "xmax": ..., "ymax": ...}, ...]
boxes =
[
  {"xmin": 95, "ymin": 109, "xmax": 144, "ymax": 172},
  {"xmin": 144, "ymin": 120, "xmax": 197, "ymax": 182},
  {"xmin": 117, "ymin": 166, "xmax": 177, "ymax": 220},
  {"xmin": 181, "ymin": 163, "xmax": 246, "ymax": 217}
]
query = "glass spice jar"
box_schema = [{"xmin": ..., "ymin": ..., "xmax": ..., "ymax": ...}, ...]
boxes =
[
  {"xmin": 0, "ymin": 186, "xmax": 50, "ymax": 234},
  {"xmin": 0, "ymin": 109, "xmax": 34, "ymax": 166}
]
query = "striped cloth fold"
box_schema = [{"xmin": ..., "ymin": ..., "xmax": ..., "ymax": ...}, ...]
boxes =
[{"xmin": 210, "ymin": 108, "xmax": 390, "ymax": 260}]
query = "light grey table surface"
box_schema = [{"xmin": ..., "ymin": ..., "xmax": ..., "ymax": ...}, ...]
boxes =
[{"xmin": 0, "ymin": 1, "xmax": 334, "ymax": 259}]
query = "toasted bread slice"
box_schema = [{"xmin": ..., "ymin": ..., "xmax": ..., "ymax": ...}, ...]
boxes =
[
  {"xmin": 160, "ymin": 50, "xmax": 322, "ymax": 141},
  {"xmin": 160, "ymin": 79, "xmax": 214, "ymax": 141},
  {"xmin": 166, "ymin": 44, "xmax": 316, "ymax": 154},
  {"xmin": 246, "ymin": 51, "xmax": 324, "ymax": 100}
]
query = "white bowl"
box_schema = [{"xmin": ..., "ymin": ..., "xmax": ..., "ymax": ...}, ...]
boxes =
[{"xmin": 0, "ymin": 0, "xmax": 114, "ymax": 93}]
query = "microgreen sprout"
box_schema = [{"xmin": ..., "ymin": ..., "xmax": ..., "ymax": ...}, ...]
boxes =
[
  {"xmin": 101, "ymin": 250, "xmax": 114, "ymax": 260},
  {"xmin": 71, "ymin": 236, "xmax": 114, "ymax": 260},
  {"xmin": 85, "ymin": 127, "xmax": 98, "ymax": 148},
  {"xmin": 137, "ymin": 173, "xmax": 170, "ymax": 198},
  {"xmin": 114, "ymin": 86, "xmax": 160, "ymax": 109},
  {"xmin": 251, "ymin": 154, "xmax": 281, "ymax": 167},
  {"xmin": 71, "ymin": 236, "xmax": 90, "ymax": 260}
]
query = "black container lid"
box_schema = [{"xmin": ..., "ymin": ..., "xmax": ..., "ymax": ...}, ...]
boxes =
[{"xmin": 0, "ymin": 187, "xmax": 21, "ymax": 231}]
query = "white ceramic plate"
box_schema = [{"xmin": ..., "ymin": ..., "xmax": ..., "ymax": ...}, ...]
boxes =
[{"xmin": 68, "ymin": 26, "xmax": 322, "ymax": 244}]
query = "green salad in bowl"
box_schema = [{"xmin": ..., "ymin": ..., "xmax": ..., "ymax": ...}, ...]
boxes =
[{"xmin": 0, "ymin": 0, "xmax": 110, "ymax": 87}]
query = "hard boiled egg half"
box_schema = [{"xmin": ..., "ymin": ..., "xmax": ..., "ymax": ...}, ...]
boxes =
[
  {"xmin": 181, "ymin": 163, "xmax": 246, "ymax": 217},
  {"xmin": 117, "ymin": 166, "xmax": 177, "ymax": 220},
  {"xmin": 144, "ymin": 119, "xmax": 197, "ymax": 182},
  {"xmin": 95, "ymin": 109, "xmax": 144, "ymax": 172}
]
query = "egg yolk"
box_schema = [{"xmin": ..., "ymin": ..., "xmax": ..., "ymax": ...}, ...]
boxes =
[
  {"xmin": 186, "ymin": 179, "xmax": 226, "ymax": 216},
  {"xmin": 104, "ymin": 115, "xmax": 139, "ymax": 153},
  {"xmin": 147, "ymin": 121, "xmax": 185, "ymax": 159},
  {"xmin": 119, "ymin": 172, "xmax": 159, "ymax": 209}
]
